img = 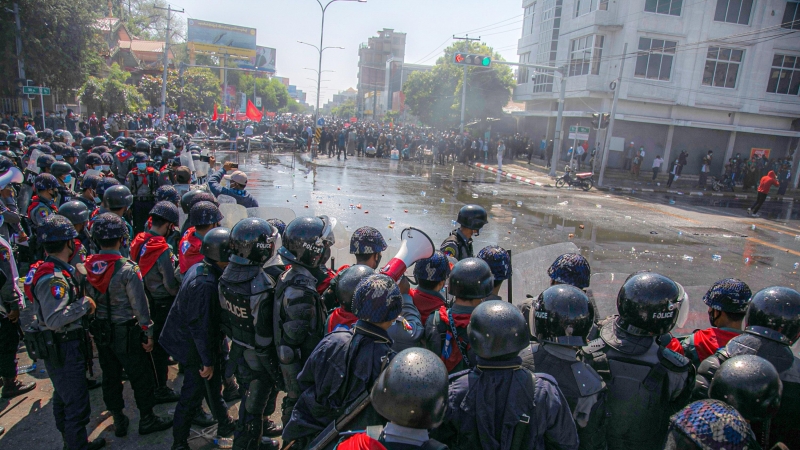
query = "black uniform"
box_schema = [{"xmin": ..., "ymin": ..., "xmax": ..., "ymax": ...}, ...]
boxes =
[{"xmin": 439, "ymin": 229, "xmax": 472, "ymax": 261}]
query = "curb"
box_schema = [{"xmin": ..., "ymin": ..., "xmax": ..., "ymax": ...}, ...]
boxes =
[{"xmin": 472, "ymin": 163, "xmax": 543, "ymax": 187}]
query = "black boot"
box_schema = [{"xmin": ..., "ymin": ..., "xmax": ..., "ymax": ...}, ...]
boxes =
[
  {"xmin": 192, "ymin": 409, "xmax": 217, "ymax": 427},
  {"xmin": 263, "ymin": 419, "xmax": 283, "ymax": 438},
  {"xmin": 153, "ymin": 385, "xmax": 180, "ymax": 404},
  {"xmin": 87, "ymin": 438, "xmax": 106, "ymax": 450},
  {"xmin": 171, "ymin": 442, "xmax": 191, "ymax": 450},
  {"xmin": 111, "ymin": 410, "xmax": 129, "ymax": 437},
  {"xmin": 1, "ymin": 376, "xmax": 36, "ymax": 398},
  {"xmin": 222, "ymin": 376, "xmax": 241, "ymax": 402},
  {"xmin": 138, "ymin": 411, "xmax": 173, "ymax": 435},
  {"xmin": 216, "ymin": 418, "xmax": 236, "ymax": 438},
  {"xmin": 86, "ymin": 377, "xmax": 102, "ymax": 390}
]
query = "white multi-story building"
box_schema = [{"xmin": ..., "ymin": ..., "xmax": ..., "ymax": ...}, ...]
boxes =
[{"xmin": 513, "ymin": 0, "xmax": 800, "ymax": 180}]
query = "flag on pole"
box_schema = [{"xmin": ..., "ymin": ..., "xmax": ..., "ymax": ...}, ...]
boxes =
[
  {"xmin": 212, "ymin": 103, "xmax": 218, "ymax": 121},
  {"xmin": 246, "ymin": 99, "xmax": 263, "ymax": 122}
]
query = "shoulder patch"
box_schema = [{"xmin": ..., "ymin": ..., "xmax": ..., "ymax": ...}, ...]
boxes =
[
  {"xmin": 180, "ymin": 240, "xmax": 190, "ymax": 255},
  {"xmin": 0, "ymin": 246, "xmax": 9, "ymax": 262},
  {"xmin": 660, "ymin": 347, "xmax": 691, "ymax": 369},
  {"xmin": 131, "ymin": 263, "xmax": 143, "ymax": 281},
  {"xmin": 441, "ymin": 244, "xmax": 458, "ymax": 258},
  {"xmin": 50, "ymin": 277, "xmax": 69, "ymax": 300}
]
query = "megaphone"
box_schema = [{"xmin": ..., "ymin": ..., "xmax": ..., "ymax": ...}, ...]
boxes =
[
  {"xmin": 380, "ymin": 227, "xmax": 435, "ymax": 282},
  {"xmin": 0, "ymin": 167, "xmax": 23, "ymax": 189}
]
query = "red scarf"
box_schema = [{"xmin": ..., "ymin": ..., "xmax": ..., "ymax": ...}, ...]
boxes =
[
  {"xmin": 84, "ymin": 254, "xmax": 123, "ymax": 294},
  {"xmin": 179, "ymin": 227, "xmax": 203, "ymax": 274},
  {"xmin": 336, "ymin": 433, "xmax": 387, "ymax": 450},
  {"xmin": 131, "ymin": 232, "xmax": 170, "ymax": 277},
  {"xmin": 24, "ymin": 261, "xmax": 54, "ymax": 302},
  {"xmin": 316, "ymin": 267, "xmax": 337, "ymax": 294},
  {"xmin": 692, "ymin": 328, "xmax": 741, "ymax": 363},
  {"xmin": 666, "ymin": 336, "xmax": 684, "ymax": 355},
  {"xmin": 327, "ymin": 307, "xmax": 358, "ymax": 333},
  {"xmin": 438, "ymin": 306, "xmax": 472, "ymax": 372},
  {"xmin": 131, "ymin": 167, "xmax": 155, "ymax": 186},
  {"xmin": 411, "ymin": 288, "xmax": 446, "ymax": 325}
]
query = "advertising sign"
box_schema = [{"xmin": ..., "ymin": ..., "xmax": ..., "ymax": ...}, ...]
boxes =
[
  {"xmin": 224, "ymin": 85, "xmax": 236, "ymax": 109},
  {"xmin": 255, "ymin": 97, "xmax": 262, "ymax": 108},
  {"xmin": 188, "ymin": 19, "xmax": 257, "ymax": 58},
  {"xmin": 750, "ymin": 148, "xmax": 771, "ymax": 160},
  {"xmin": 239, "ymin": 92, "xmax": 247, "ymax": 113},
  {"xmin": 239, "ymin": 46, "xmax": 277, "ymax": 73}
]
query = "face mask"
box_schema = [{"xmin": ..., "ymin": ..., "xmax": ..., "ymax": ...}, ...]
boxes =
[
  {"xmin": 137, "ymin": 163, "xmax": 147, "ymax": 171},
  {"xmin": 101, "ymin": 165, "xmax": 110, "ymax": 172},
  {"xmin": 94, "ymin": 196, "xmax": 101, "ymax": 204},
  {"xmin": 64, "ymin": 175, "xmax": 72, "ymax": 184}
]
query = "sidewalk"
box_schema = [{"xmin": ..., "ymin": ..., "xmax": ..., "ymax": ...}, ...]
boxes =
[{"xmin": 472, "ymin": 157, "xmax": 796, "ymax": 201}]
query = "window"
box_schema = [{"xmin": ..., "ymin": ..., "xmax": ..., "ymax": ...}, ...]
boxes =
[
  {"xmin": 518, "ymin": 52, "xmax": 531, "ymax": 83},
  {"xmin": 767, "ymin": 54, "xmax": 800, "ymax": 95},
  {"xmin": 575, "ymin": 0, "xmax": 609, "ymax": 17},
  {"xmin": 569, "ymin": 35, "xmax": 604, "ymax": 76},
  {"xmin": 702, "ymin": 47, "xmax": 743, "ymax": 88},
  {"xmin": 532, "ymin": 0, "xmax": 563, "ymax": 93},
  {"xmin": 644, "ymin": 0, "xmax": 682, "ymax": 16},
  {"xmin": 714, "ymin": 0, "xmax": 753, "ymax": 25},
  {"xmin": 525, "ymin": 3, "xmax": 537, "ymax": 35},
  {"xmin": 782, "ymin": 2, "xmax": 800, "ymax": 30},
  {"xmin": 635, "ymin": 37, "xmax": 677, "ymax": 81}
]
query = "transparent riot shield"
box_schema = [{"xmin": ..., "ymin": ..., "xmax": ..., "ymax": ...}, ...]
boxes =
[
  {"xmin": 178, "ymin": 210, "xmax": 188, "ymax": 229},
  {"xmin": 587, "ymin": 273, "xmax": 629, "ymax": 320},
  {"xmin": 217, "ymin": 194, "xmax": 237, "ymax": 205},
  {"xmin": 219, "ymin": 203, "xmax": 248, "ymax": 229},
  {"xmin": 195, "ymin": 149, "xmax": 210, "ymax": 178},
  {"xmin": 246, "ymin": 207, "xmax": 297, "ymax": 225},
  {"xmin": 25, "ymin": 149, "xmax": 43, "ymax": 174},
  {"xmin": 509, "ymin": 242, "xmax": 580, "ymax": 307}
]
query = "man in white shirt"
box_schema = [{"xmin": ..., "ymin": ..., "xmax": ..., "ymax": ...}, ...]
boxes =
[{"xmin": 652, "ymin": 155, "xmax": 664, "ymax": 181}]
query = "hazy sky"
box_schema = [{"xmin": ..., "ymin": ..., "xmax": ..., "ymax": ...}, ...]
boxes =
[{"xmin": 169, "ymin": 0, "xmax": 523, "ymax": 105}]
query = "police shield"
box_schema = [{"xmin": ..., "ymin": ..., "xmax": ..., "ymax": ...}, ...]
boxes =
[
  {"xmin": 587, "ymin": 272, "xmax": 629, "ymax": 320},
  {"xmin": 219, "ymin": 203, "xmax": 248, "ymax": 230},
  {"xmin": 25, "ymin": 148, "xmax": 43, "ymax": 174},
  {"xmin": 246, "ymin": 207, "xmax": 297, "ymax": 226},
  {"xmin": 509, "ymin": 242, "xmax": 580, "ymax": 307},
  {"xmin": 217, "ymin": 194, "xmax": 237, "ymax": 205}
]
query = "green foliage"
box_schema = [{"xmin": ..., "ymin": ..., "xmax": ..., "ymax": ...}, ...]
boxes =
[
  {"xmin": 113, "ymin": 0, "xmax": 185, "ymax": 42},
  {"xmin": 237, "ymin": 75, "xmax": 290, "ymax": 112},
  {"xmin": 138, "ymin": 67, "xmax": 220, "ymax": 112},
  {"xmin": 331, "ymin": 99, "xmax": 356, "ymax": 119},
  {"xmin": 79, "ymin": 63, "xmax": 145, "ymax": 115},
  {"xmin": 402, "ymin": 41, "xmax": 515, "ymax": 128},
  {"xmin": 0, "ymin": 0, "xmax": 106, "ymax": 96}
]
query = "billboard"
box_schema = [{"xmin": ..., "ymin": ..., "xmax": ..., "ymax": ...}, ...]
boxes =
[
  {"xmin": 187, "ymin": 19, "xmax": 256, "ymax": 58},
  {"xmin": 239, "ymin": 46, "xmax": 277, "ymax": 73}
]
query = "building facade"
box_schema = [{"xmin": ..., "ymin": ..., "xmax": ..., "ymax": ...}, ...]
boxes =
[
  {"xmin": 514, "ymin": 0, "xmax": 800, "ymax": 182},
  {"xmin": 357, "ymin": 28, "xmax": 407, "ymax": 118}
]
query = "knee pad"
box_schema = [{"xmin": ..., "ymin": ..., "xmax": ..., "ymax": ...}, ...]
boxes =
[{"xmin": 245, "ymin": 379, "xmax": 271, "ymax": 416}]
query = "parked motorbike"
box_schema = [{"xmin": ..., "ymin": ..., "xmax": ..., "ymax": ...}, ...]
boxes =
[
  {"xmin": 710, "ymin": 176, "xmax": 735, "ymax": 192},
  {"xmin": 555, "ymin": 166, "xmax": 594, "ymax": 191}
]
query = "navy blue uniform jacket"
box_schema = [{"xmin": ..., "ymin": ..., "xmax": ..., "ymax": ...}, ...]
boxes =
[{"xmin": 208, "ymin": 168, "xmax": 259, "ymax": 207}]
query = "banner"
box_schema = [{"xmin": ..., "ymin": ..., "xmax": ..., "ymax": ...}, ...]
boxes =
[
  {"xmin": 239, "ymin": 92, "xmax": 247, "ymax": 113},
  {"xmin": 212, "ymin": 103, "xmax": 218, "ymax": 121},
  {"xmin": 239, "ymin": 46, "xmax": 277, "ymax": 73},
  {"xmin": 187, "ymin": 19, "xmax": 257, "ymax": 58},
  {"xmin": 246, "ymin": 99, "xmax": 263, "ymax": 122},
  {"xmin": 750, "ymin": 148, "xmax": 770, "ymax": 160}
]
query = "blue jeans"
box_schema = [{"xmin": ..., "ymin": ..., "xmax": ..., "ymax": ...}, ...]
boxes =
[{"xmin": 45, "ymin": 339, "xmax": 91, "ymax": 450}]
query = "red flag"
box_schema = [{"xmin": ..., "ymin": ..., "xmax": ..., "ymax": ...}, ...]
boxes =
[
  {"xmin": 246, "ymin": 99, "xmax": 263, "ymax": 122},
  {"xmin": 212, "ymin": 103, "xmax": 218, "ymax": 121}
]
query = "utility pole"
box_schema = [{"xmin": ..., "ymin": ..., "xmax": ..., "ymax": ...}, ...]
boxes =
[
  {"xmin": 154, "ymin": 4, "xmax": 183, "ymax": 120},
  {"xmin": 13, "ymin": 3, "xmax": 29, "ymax": 115},
  {"xmin": 550, "ymin": 69, "xmax": 567, "ymax": 177},
  {"xmin": 453, "ymin": 35, "xmax": 481, "ymax": 135},
  {"xmin": 598, "ymin": 43, "xmax": 627, "ymax": 187}
]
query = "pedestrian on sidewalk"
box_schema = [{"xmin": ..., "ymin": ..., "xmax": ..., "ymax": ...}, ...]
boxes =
[
  {"xmin": 749, "ymin": 170, "xmax": 779, "ymax": 217},
  {"xmin": 776, "ymin": 163, "xmax": 791, "ymax": 199},
  {"xmin": 666, "ymin": 158, "xmax": 679, "ymax": 188},
  {"xmin": 677, "ymin": 150, "xmax": 688, "ymax": 175},
  {"xmin": 624, "ymin": 142, "xmax": 635, "ymax": 170},
  {"xmin": 631, "ymin": 154, "xmax": 641, "ymax": 178},
  {"xmin": 545, "ymin": 140, "xmax": 554, "ymax": 169},
  {"xmin": 497, "ymin": 140, "xmax": 506, "ymax": 171},
  {"xmin": 575, "ymin": 144, "xmax": 584, "ymax": 171},
  {"xmin": 652, "ymin": 155, "xmax": 664, "ymax": 181},
  {"xmin": 698, "ymin": 155, "xmax": 711, "ymax": 189}
]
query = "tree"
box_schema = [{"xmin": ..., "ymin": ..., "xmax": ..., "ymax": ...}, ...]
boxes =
[
  {"xmin": 79, "ymin": 63, "xmax": 145, "ymax": 115},
  {"xmin": 331, "ymin": 99, "xmax": 356, "ymax": 119},
  {"xmin": 138, "ymin": 67, "xmax": 220, "ymax": 113},
  {"xmin": 237, "ymin": 75, "xmax": 290, "ymax": 112},
  {"xmin": 0, "ymin": 0, "xmax": 106, "ymax": 97},
  {"xmin": 402, "ymin": 41, "xmax": 515, "ymax": 129},
  {"xmin": 112, "ymin": 0, "xmax": 186, "ymax": 42}
]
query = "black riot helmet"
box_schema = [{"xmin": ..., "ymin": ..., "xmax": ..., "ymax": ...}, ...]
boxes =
[
  {"xmin": 456, "ymin": 204, "xmax": 488, "ymax": 234},
  {"xmin": 335, "ymin": 265, "xmax": 375, "ymax": 312},
  {"xmin": 59, "ymin": 201, "xmax": 90, "ymax": 225},
  {"xmin": 50, "ymin": 161, "xmax": 73, "ymax": 177},
  {"xmin": 135, "ymin": 140, "xmax": 150, "ymax": 152},
  {"xmin": 80, "ymin": 137, "xmax": 94, "ymax": 151},
  {"xmin": 709, "ymin": 354, "xmax": 782, "ymax": 423},
  {"xmin": 278, "ymin": 216, "xmax": 333, "ymax": 269},
  {"xmin": 532, "ymin": 285, "xmax": 595, "ymax": 347},
  {"xmin": 181, "ymin": 189, "xmax": 207, "ymax": 213},
  {"xmin": 371, "ymin": 348, "xmax": 449, "ymax": 430},
  {"xmin": 103, "ymin": 185, "xmax": 133, "ymax": 210},
  {"xmin": 744, "ymin": 286, "xmax": 800, "ymax": 345},
  {"xmin": 448, "ymin": 257, "xmax": 494, "ymax": 300},
  {"xmin": 229, "ymin": 218, "xmax": 277, "ymax": 266},
  {"xmin": 201, "ymin": 227, "xmax": 232, "ymax": 263},
  {"xmin": 467, "ymin": 300, "xmax": 529, "ymax": 359},
  {"xmin": 616, "ymin": 271, "xmax": 684, "ymax": 336},
  {"xmin": 92, "ymin": 136, "xmax": 106, "ymax": 147}
]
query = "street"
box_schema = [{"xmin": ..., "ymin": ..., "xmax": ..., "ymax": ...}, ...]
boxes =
[{"xmin": 1, "ymin": 151, "xmax": 799, "ymax": 449}]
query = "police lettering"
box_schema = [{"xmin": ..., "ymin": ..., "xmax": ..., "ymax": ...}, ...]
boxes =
[
  {"xmin": 256, "ymin": 242, "xmax": 270, "ymax": 249},
  {"xmin": 225, "ymin": 300, "xmax": 249, "ymax": 319},
  {"xmin": 302, "ymin": 242, "xmax": 322, "ymax": 253},
  {"xmin": 534, "ymin": 311, "xmax": 548, "ymax": 319},
  {"xmin": 652, "ymin": 311, "xmax": 674, "ymax": 319}
]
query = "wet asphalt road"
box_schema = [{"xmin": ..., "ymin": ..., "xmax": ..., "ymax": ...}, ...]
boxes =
[{"xmin": 2, "ymin": 150, "xmax": 799, "ymax": 449}]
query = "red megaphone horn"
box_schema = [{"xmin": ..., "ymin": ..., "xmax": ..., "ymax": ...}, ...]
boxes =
[{"xmin": 380, "ymin": 227, "xmax": 435, "ymax": 281}]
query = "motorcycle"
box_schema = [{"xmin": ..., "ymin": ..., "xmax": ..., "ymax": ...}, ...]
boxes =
[
  {"xmin": 710, "ymin": 176, "xmax": 735, "ymax": 192},
  {"xmin": 555, "ymin": 166, "xmax": 594, "ymax": 191}
]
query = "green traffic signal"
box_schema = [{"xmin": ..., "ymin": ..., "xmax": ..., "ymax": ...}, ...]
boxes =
[{"xmin": 481, "ymin": 57, "xmax": 491, "ymax": 67}]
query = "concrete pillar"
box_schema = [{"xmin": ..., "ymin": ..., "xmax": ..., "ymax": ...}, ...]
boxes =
[
  {"xmin": 791, "ymin": 138, "xmax": 800, "ymax": 189},
  {"xmin": 662, "ymin": 125, "xmax": 675, "ymax": 167},
  {"xmin": 722, "ymin": 130, "xmax": 737, "ymax": 175}
]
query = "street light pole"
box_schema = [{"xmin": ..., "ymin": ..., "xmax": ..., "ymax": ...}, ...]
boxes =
[
  {"xmin": 598, "ymin": 43, "xmax": 627, "ymax": 187},
  {"xmin": 154, "ymin": 4, "xmax": 183, "ymax": 120}
]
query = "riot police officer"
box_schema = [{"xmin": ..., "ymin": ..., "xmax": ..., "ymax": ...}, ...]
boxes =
[
  {"xmin": 130, "ymin": 201, "xmax": 181, "ymax": 403},
  {"xmin": 161, "ymin": 227, "xmax": 236, "ymax": 449},
  {"xmin": 440, "ymin": 205, "xmax": 487, "ymax": 261},
  {"xmin": 178, "ymin": 201, "xmax": 223, "ymax": 276},
  {"xmin": 24, "ymin": 215, "xmax": 104, "ymax": 450},
  {"xmin": 27, "ymin": 173, "xmax": 61, "ymax": 259},
  {"xmin": 582, "ymin": 272, "xmax": 693, "ymax": 450},
  {"xmin": 409, "ymin": 250, "xmax": 451, "ymax": 325},
  {"xmin": 521, "ymin": 285, "xmax": 606, "ymax": 450},
  {"xmin": 325, "ymin": 264, "xmax": 374, "ymax": 333},
  {"xmin": 59, "ymin": 201, "xmax": 91, "ymax": 266},
  {"xmin": 424, "ymin": 258, "xmax": 493, "ymax": 374},
  {"xmin": 273, "ymin": 216, "xmax": 333, "ymax": 425},
  {"xmin": 432, "ymin": 300, "xmax": 579, "ymax": 450},
  {"xmin": 155, "ymin": 185, "xmax": 180, "ymax": 207},
  {"xmin": 476, "ymin": 245, "xmax": 511, "ymax": 301},
  {"xmin": 321, "ymin": 225, "xmax": 387, "ymax": 311},
  {"xmin": 694, "ymin": 286, "xmax": 800, "ymax": 448},
  {"xmin": 99, "ymin": 185, "xmax": 134, "ymax": 257},
  {"xmin": 76, "ymin": 175, "xmax": 100, "ymax": 213},
  {"xmin": 111, "ymin": 139, "xmax": 137, "ymax": 183},
  {"xmin": 126, "ymin": 152, "xmax": 161, "ymax": 234},
  {"xmin": 84, "ymin": 213, "xmax": 173, "ymax": 438},
  {"xmin": 178, "ymin": 189, "xmax": 217, "ymax": 237},
  {"xmin": 218, "ymin": 218, "xmax": 282, "ymax": 449},
  {"xmin": 19, "ymin": 153, "xmax": 56, "ymax": 214},
  {"xmin": 681, "ymin": 278, "xmax": 751, "ymax": 367},
  {"xmin": 50, "ymin": 161, "xmax": 77, "ymax": 206},
  {"xmin": 665, "ymin": 400, "xmax": 758, "ymax": 450}
]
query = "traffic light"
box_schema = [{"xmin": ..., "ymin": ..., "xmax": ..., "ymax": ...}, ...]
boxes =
[
  {"xmin": 591, "ymin": 113, "xmax": 610, "ymax": 129},
  {"xmin": 453, "ymin": 53, "xmax": 491, "ymax": 67},
  {"xmin": 600, "ymin": 113, "xmax": 610, "ymax": 129}
]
